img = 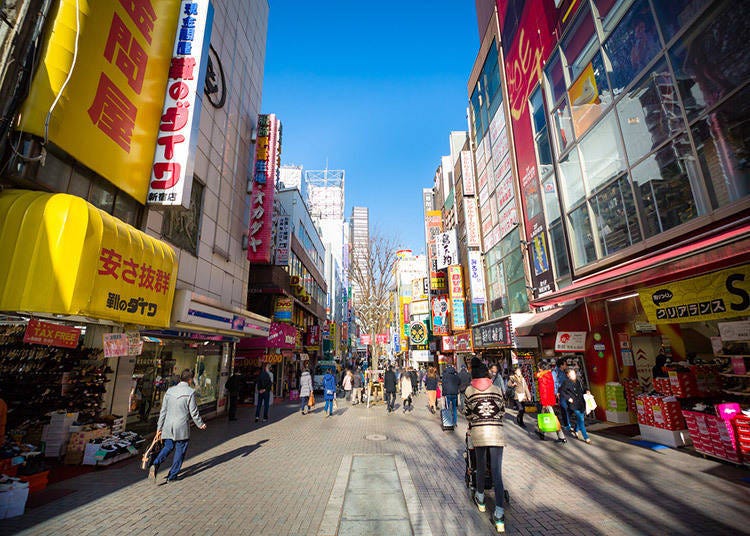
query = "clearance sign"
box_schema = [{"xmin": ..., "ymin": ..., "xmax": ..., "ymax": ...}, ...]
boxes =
[
  {"xmin": 18, "ymin": 0, "xmax": 184, "ymax": 204},
  {"xmin": 639, "ymin": 265, "xmax": 750, "ymax": 324}
]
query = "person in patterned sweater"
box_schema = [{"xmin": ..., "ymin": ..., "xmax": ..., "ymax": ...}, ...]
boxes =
[{"xmin": 465, "ymin": 357, "xmax": 506, "ymax": 533}]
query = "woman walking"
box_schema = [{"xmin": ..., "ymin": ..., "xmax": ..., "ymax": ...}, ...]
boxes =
[
  {"xmin": 299, "ymin": 368, "xmax": 313, "ymax": 415},
  {"xmin": 559, "ymin": 368, "xmax": 591, "ymax": 443},
  {"xmin": 507, "ymin": 366, "xmax": 530, "ymax": 428},
  {"xmin": 400, "ymin": 369, "xmax": 413, "ymax": 413},
  {"xmin": 322, "ymin": 369, "xmax": 336, "ymax": 417},
  {"xmin": 425, "ymin": 366, "xmax": 439, "ymax": 414},
  {"xmin": 342, "ymin": 369, "xmax": 353, "ymax": 402},
  {"xmin": 465, "ymin": 357, "xmax": 506, "ymax": 533},
  {"xmin": 536, "ymin": 362, "xmax": 566, "ymax": 443}
]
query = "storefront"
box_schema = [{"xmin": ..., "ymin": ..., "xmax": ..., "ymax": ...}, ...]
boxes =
[
  {"xmin": 472, "ymin": 316, "xmax": 514, "ymax": 375},
  {"xmin": 236, "ymin": 321, "xmax": 299, "ymax": 400}
]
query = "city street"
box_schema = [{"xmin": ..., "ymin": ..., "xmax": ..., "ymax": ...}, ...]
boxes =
[{"xmin": 3, "ymin": 396, "xmax": 750, "ymax": 536}]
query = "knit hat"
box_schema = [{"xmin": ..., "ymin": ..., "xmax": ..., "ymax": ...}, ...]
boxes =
[{"xmin": 471, "ymin": 357, "xmax": 489, "ymax": 379}]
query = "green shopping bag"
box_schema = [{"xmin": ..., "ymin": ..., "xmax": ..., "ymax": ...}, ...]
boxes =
[{"xmin": 538, "ymin": 412, "xmax": 560, "ymax": 433}]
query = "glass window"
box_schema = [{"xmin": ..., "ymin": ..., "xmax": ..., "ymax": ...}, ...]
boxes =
[
  {"xmin": 531, "ymin": 87, "xmax": 554, "ymax": 179},
  {"xmin": 504, "ymin": 248, "xmax": 525, "ymax": 284},
  {"xmin": 567, "ymin": 204, "xmax": 597, "ymax": 268},
  {"xmin": 549, "ymin": 221, "xmax": 571, "ymax": 279},
  {"xmin": 669, "ymin": 2, "xmax": 750, "ymax": 122},
  {"xmin": 68, "ymin": 168, "xmax": 91, "ymax": 198},
  {"xmin": 113, "ymin": 192, "xmax": 140, "ymax": 226},
  {"xmin": 569, "ymin": 51, "xmax": 612, "ymax": 138},
  {"xmin": 692, "ymin": 85, "xmax": 750, "ymax": 208},
  {"xmin": 545, "ymin": 51, "xmax": 567, "ymax": 105},
  {"xmin": 599, "ymin": 0, "xmax": 636, "ymax": 37},
  {"xmin": 617, "ymin": 59, "xmax": 685, "ymax": 165},
  {"xmin": 603, "ymin": 0, "xmax": 661, "ymax": 95},
  {"xmin": 553, "ymin": 99, "xmax": 575, "ymax": 152},
  {"xmin": 561, "ymin": 5, "xmax": 597, "ymax": 83},
  {"xmin": 162, "ymin": 178, "xmax": 204, "ymax": 255},
  {"xmin": 484, "ymin": 44, "xmax": 503, "ymax": 118},
  {"xmin": 542, "ymin": 175, "xmax": 561, "ymax": 222},
  {"xmin": 590, "ymin": 175, "xmax": 642, "ymax": 256},
  {"xmin": 506, "ymin": 278, "xmax": 528, "ymax": 314},
  {"xmin": 88, "ymin": 178, "xmax": 116, "ymax": 213},
  {"xmin": 631, "ymin": 136, "xmax": 704, "ymax": 237},
  {"xmin": 558, "ymin": 149, "xmax": 586, "ymax": 209},
  {"xmin": 36, "ymin": 152, "xmax": 71, "ymax": 192},
  {"xmin": 470, "ymin": 85, "xmax": 486, "ymax": 141},
  {"xmin": 531, "ymin": 87, "xmax": 547, "ymax": 134},
  {"xmin": 579, "ymin": 112, "xmax": 627, "ymax": 194},
  {"xmin": 652, "ymin": 0, "xmax": 705, "ymax": 43}
]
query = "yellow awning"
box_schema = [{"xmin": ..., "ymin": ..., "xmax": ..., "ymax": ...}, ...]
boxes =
[{"xmin": 0, "ymin": 190, "xmax": 176, "ymax": 327}]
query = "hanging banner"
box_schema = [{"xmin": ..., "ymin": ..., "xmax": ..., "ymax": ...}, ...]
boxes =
[
  {"xmin": 436, "ymin": 229, "xmax": 458, "ymax": 270},
  {"xmin": 451, "ymin": 298, "xmax": 467, "ymax": 330},
  {"xmin": 639, "ymin": 265, "xmax": 750, "ymax": 324},
  {"xmin": 431, "ymin": 295, "xmax": 450, "ymax": 336},
  {"xmin": 464, "ymin": 198, "xmax": 482, "ymax": 248},
  {"xmin": 468, "ymin": 251, "xmax": 487, "ymax": 304},
  {"xmin": 272, "ymin": 295, "xmax": 293, "ymax": 322},
  {"xmin": 460, "ymin": 150, "xmax": 476, "ymax": 196},
  {"xmin": 360, "ymin": 334, "xmax": 371, "ymax": 345},
  {"xmin": 273, "ymin": 216, "xmax": 291, "ymax": 266},
  {"xmin": 102, "ymin": 331, "xmax": 143, "ymax": 357},
  {"xmin": 24, "ymin": 319, "xmax": 81, "ymax": 349},
  {"xmin": 448, "ymin": 265, "xmax": 464, "ymax": 300},
  {"xmin": 376, "ymin": 333, "xmax": 389, "ymax": 344},
  {"xmin": 442, "ymin": 335, "xmax": 455, "ymax": 351},
  {"xmin": 555, "ymin": 331, "xmax": 587, "ymax": 352}
]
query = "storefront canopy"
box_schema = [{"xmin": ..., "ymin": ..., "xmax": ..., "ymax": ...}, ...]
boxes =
[
  {"xmin": 171, "ymin": 290, "xmax": 271, "ymax": 338},
  {"xmin": 0, "ymin": 190, "xmax": 176, "ymax": 326},
  {"xmin": 514, "ymin": 303, "xmax": 581, "ymax": 336},
  {"xmin": 531, "ymin": 222, "xmax": 750, "ymax": 307}
]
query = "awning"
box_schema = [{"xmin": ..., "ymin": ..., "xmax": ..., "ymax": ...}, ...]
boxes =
[
  {"xmin": 532, "ymin": 222, "xmax": 750, "ymax": 307},
  {"xmin": 513, "ymin": 303, "xmax": 581, "ymax": 336},
  {"xmin": 0, "ymin": 190, "xmax": 176, "ymax": 327}
]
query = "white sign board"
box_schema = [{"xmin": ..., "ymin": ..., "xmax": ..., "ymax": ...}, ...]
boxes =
[
  {"xmin": 468, "ymin": 251, "xmax": 486, "ymax": 304},
  {"xmin": 555, "ymin": 331, "xmax": 587, "ymax": 352},
  {"xmin": 274, "ymin": 216, "xmax": 291, "ymax": 266},
  {"xmin": 718, "ymin": 321, "xmax": 750, "ymax": 341},
  {"xmin": 464, "ymin": 197, "xmax": 481, "ymax": 248},
  {"xmin": 461, "ymin": 150, "xmax": 475, "ymax": 196},
  {"xmin": 436, "ymin": 229, "xmax": 458, "ymax": 270}
]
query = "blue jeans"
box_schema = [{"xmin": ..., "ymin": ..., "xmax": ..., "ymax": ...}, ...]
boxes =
[
  {"xmin": 255, "ymin": 390, "xmax": 270, "ymax": 420},
  {"xmin": 572, "ymin": 409, "xmax": 589, "ymax": 440},
  {"xmin": 475, "ymin": 446, "xmax": 504, "ymax": 515},
  {"xmin": 300, "ymin": 396, "xmax": 308, "ymax": 412},
  {"xmin": 153, "ymin": 439, "xmax": 189, "ymax": 481},
  {"xmin": 324, "ymin": 399, "xmax": 333, "ymax": 415},
  {"xmin": 445, "ymin": 394, "xmax": 458, "ymax": 425},
  {"xmin": 559, "ymin": 398, "xmax": 571, "ymax": 429}
]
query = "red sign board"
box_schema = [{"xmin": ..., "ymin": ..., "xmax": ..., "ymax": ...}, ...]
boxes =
[
  {"xmin": 24, "ymin": 319, "xmax": 81, "ymax": 348},
  {"xmin": 247, "ymin": 114, "xmax": 281, "ymax": 263},
  {"xmin": 376, "ymin": 333, "xmax": 388, "ymax": 344},
  {"xmin": 360, "ymin": 334, "xmax": 372, "ymax": 345}
]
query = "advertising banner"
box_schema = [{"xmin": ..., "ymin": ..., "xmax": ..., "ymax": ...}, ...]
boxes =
[
  {"xmin": 431, "ymin": 295, "xmax": 450, "ymax": 336},
  {"xmin": 441, "ymin": 336, "xmax": 455, "ymax": 351},
  {"xmin": 18, "ymin": 0, "xmax": 183, "ymax": 204},
  {"xmin": 148, "ymin": 0, "xmax": 214, "ymax": 206},
  {"xmin": 247, "ymin": 115, "xmax": 281, "ymax": 263},
  {"xmin": 468, "ymin": 251, "xmax": 487, "ymax": 304},
  {"xmin": 267, "ymin": 322, "xmax": 297, "ymax": 349},
  {"xmin": 273, "ymin": 295, "xmax": 293, "ymax": 322},
  {"xmin": 569, "ymin": 62, "xmax": 604, "ymax": 137},
  {"xmin": 410, "ymin": 300, "xmax": 429, "ymax": 316},
  {"xmin": 360, "ymin": 334, "xmax": 371, "ymax": 345},
  {"xmin": 436, "ymin": 229, "xmax": 458, "ymax": 270},
  {"xmin": 460, "ymin": 150, "xmax": 476, "ymax": 196},
  {"xmin": 409, "ymin": 321, "xmax": 428, "ymax": 346},
  {"xmin": 718, "ymin": 321, "xmax": 750, "ymax": 342},
  {"xmin": 451, "ymin": 298, "xmax": 467, "ymax": 330},
  {"xmin": 448, "ymin": 265, "xmax": 464, "ymax": 299},
  {"xmin": 555, "ymin": 331, "xmax": 587, "ymax": 352},
  {"xmin": 472, "ymin": 318, "xmax": 512, "ymax": 348},
  {"xmin": 497, "ymin": 201, "xmax": 519, "ymax": 240},
  {"xmin": 24, "ymin": 319, "xmax": 81, "ymax": 349},
  {"xmin": 425, "ymin": 210, "xmax": 447, "ymax": 292},
  {"xmin": 464, "ymin": 198, "xmax": 482, "ymax": 248},
  {"xmin": 639, "ymin": 265, "xmax": 750, "ymax": 324},
  {"xmin": 273, "ymin": 216, "xmax": 291, "ymax": 266}
]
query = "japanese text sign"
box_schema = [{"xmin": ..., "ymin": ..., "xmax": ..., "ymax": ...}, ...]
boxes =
[
  {"xmin": 360, "ymin": 334, "xmax": 371, "ymax": 345},
  {"xmin": 448, "ymin": 265, "xmax": 464, "ymax": 300},
  {"xmin": 451, "ymin": 298, "xmax": 467, "ymax": 330},
  {"xmin": 24, "ymin": 319, "xmax": 81, "ymax": 349},
  {"xmin": 148, "ymin": 0, "xmax": 214, "ymax": 206},
  {"xmin": 436, "ymin": 229, "xmax": 458, "ymax": 270},
  {"xmin": 102, "ymin": 331, "xmax": 143, "ymax": 357},
  {"xmin": 472, "ymin": 318, "xmax": 512, "ymax": 348},
  {"xmin": 461, "ymin": 150, "xmax": 475, "ymax": 196},
  {"xmin": 19, "ymin": 0, "xmax": 183, "ymax": 203},
  {"xmin": 555, "ymin": 332, "xmax": 587, "ymax": 352},
  {"xmin": 274, "ymin": 215, "xmax": 291, "ymax": 266},
  {"xmin": 468, "ymin": 251, "xmax": 487, "ymax": 304},
  {"xmin": 464, "ymin": 197, "xmax": 481, "ymax": 248}
]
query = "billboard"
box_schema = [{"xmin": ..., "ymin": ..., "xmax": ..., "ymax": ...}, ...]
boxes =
[
  {"xmin": 273, "ymin": 215, "xmax": 291, "ymax": 265},
  {"xmin": 464, "ymin": 197, "xmax": 482, "ymax": 248},
  {"xmin": 460, "ymin": 150, "xmax": 476, "ymax": 196},
  {"xmin": 436, "ymin": 229, "xmax": 458, "ymax": 270},
  {"xmin": 247, "ymin": 114, "xmax": 281, "ymax": 263},
  {"xmin": 431, "ymin": 295, "xmax": 450, "ymax": 336},
  {"xmin": 468, "ymin": 251, "xmax": 487, "ymax": 304}
]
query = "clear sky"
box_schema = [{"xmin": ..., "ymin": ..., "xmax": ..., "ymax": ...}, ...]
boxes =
[{"xmin": 262, "ymin": 1, "xmax": 479, "ymax": 254}]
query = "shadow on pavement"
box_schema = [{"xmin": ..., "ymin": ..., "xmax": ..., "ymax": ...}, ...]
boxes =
[{"xmin": 177, "ymin": 440, "xmax": 269, "ymax": 480}]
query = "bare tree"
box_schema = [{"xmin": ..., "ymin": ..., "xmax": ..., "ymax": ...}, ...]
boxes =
[{"xmin": 349, "ymin": 227, "xmax": 398, "ymax": 364}]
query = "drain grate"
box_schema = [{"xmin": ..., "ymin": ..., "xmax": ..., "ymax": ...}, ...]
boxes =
[{"xmin": 365, "ymin": 434, "xmax": 387, "ymax": 441}]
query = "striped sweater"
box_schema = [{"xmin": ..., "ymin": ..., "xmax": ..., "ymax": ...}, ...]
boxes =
[{"xmin": 465, "ymin": 381, "xmax": 505, "ymax": 447}]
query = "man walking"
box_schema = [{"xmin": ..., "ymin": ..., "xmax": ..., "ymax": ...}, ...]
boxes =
[
  {"xmin": 554, "ymin": 358, "xmax": 570, "ymax": 431},
  {"xmin": 409, "ymin": 367, "xmax": 419, "ymax": 396},
  {"xmin": 384, "ymin": 365, "xmax": 397, "ymax": 413},
  {"xmin": 225, "ymin": 371, "xmax": 243, "ymax": 421},
  {"xmin": 149, "ymin": 369, "xmax": 206, "ymax": 484},
  {"xmin": 490, "ymin": 363, "xmax": 506, "ymax": 393},
  {"xmin": 351, "ymin": 367, "xmax": 363, "ymax": 405},
  {"xmin": 441, "ymin": 363, "xmax": 460, "ymax": 426},
  {"xmin": 458, "ymin": 363, "xmax": 471, "ymax": 412},
  {"xmin": 255, "ymin": 364, "xmax": 273, "ymax": 423}
]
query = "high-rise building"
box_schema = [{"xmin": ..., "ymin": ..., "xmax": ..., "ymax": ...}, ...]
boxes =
[{"xmin": 349, "ymin": 206, "xmax": 370, "ymax": 307}]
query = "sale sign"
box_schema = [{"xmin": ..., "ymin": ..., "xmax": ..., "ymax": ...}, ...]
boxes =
[{"xmin": 24, "ymin": 319, "xmax": 81, "ymax": 348}]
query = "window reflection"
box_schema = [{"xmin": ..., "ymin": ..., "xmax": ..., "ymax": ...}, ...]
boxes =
[
  {"xmin": 567, "ymin": 204, "xmax": 597, "ymax": 268},
  {"xmin": 545, "ymin": 51, "xmax": 567, "ymax": 105},
  {"xmin": 651, "ymin": 0, "xmax": 704, "ymax": 43},
  {"xmin": 549, "ymin": 221, "xmax": 570, "ymax": 279},
  {"xmin": 579, "ymin": 112, "xmax": 627, "ymax": 194},
  {"xmin": 569, "ymin": 51, "xmax": 612, "ymax": 138},
  {"xmin": 553, "ymin": 99, "xmax": 575, "ymax": 152},
  {"xmin": 561, "ymin": 4, "xmax": 596, "ymax": 82},
  {"xmin": 558, "ymin": 149, "xmax": 585, "ymax": 209},
  {"xmin": 590, "ymin": 175, "xmax": 642, "ymax": 256}
]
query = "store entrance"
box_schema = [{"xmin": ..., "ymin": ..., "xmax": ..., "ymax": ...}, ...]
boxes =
[{"xmin": 631, "ymin": 336, "xmax": 661, "ymax": 392}]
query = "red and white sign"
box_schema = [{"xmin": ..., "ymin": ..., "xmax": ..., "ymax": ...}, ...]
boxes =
[
  {"xmin": 103, "ymin": 331, "xmax": 143, "ymax": 357},
  {"xmin": 376, "ymin": 333, "xmax": 389, "ymax": 344},
  {"xmin": 360, "ymin": 334, "xmax": 372, "ymax": 345},
  {"xmin": 460, "ymin": 150, "xmax": 475, "ymax": 196},
  {"xmin": 148, "ymin": 0, "xmax": 213, "ymax": 206},
  {"xmin": 267, "ymin": 322, "xmax": 297, "ymax": 349},
  {"xmin": 555, "ymin": 331, "xmax": 587, "ymax": 352},
  {"xmin": 448, "ymin": 265, "xmax": 464, "ymax": 300},
  {"xmin": 24, "ymin": 319, "xmax": 81, "ymax": 348},
  {"xmin": 442, "ymin": 335, "xmax": 455, "ymax": 351},
  {"xmin": 497, "ymin": 200, "xmax": 518, "ymax": 240}
]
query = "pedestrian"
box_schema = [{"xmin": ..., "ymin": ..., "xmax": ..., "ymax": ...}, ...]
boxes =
[
  {"xmin": 553, "ymin": 358, "xmax": 570, "ymax": 430},
  {"xmin": 425, "ymin": 366, "xmax": 439, "ymax": 414},
  {"xmin": 490, "ymin": 363, "xmax": 506, "ymax": 393},
  {"xmin": 536, "ymin": 362, "xmax": 566, "ymax": 443},
  {"xmin": 299, "ymin": 367, "xmax": 313, "ymax": 415},
  {"xmin": 507, "ymin": 366, "xmax": 530, "ymax": 428},
  {"xmin": 149, "ymin": 369, "xmax": 207, "ymax": 484},
  {"xmin": 323, "ymin": 368, "xmax": 336, "ymax": 417},
  {"xmin": 465, "ymin": 357, "xmax": 506, "ymax": 533},
  {"xmin": 409, "ymin": 367, "xmax": 419, "ymax": 396},
  {"xmin": 384, "ymin": 365, "xmax": 397, "ymax": 413},
  {"xmin": 458, "ymin": 364, "xmax": 471, "ymax": 412},
  {"xmin": 343, "ymin": 369, "xmax": 353, "ymax": 401},
  {"xmin": 255, "ymin": 364, "xmax": 273, "ymax": 423},
  {"xmin": 351, "ymin": 367, "xmax": 363, "ymax": 405},
  {"xmin": 560, "ymin": 368, "xmax": 592, "ymax": 443},
  {"xmin": 442, "ymin": 363, "xmax": 460, "ymax": 426},
  {"xmin": 400, "ymin": 370, "xmax": 413, "ymax": 413},
  {"xmin": 225, "ymin": 371, "xmax": 243, "ymax": 421}
]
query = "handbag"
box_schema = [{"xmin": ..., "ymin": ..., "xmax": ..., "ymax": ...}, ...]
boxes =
[
  {"xmin": 436, "ymin": 385, "xmax": 441, "ymax": 399},
  {"xmin": 308, "ymin": 393, "xmax": 315, "ymax": 408},
  {"xmin": 584, "ymin": 393, "xmax": 597, "ymax": 415},
  {"xmin": 538, "ymin": 412, "xmax": 560, "ymax": 433},
  {"xmin": 141, "ymin": 435, "xmax": 162, "ymax": 470}
]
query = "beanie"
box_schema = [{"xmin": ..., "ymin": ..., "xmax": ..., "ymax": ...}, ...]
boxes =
[{"xmin": 471, "ymin": 357, "xmax": 489, "ymax": 379}]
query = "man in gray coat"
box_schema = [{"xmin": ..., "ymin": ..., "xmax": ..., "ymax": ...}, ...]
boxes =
[{"xmin": 149, "ymin": 369, "xmax": 207, "ymax": 483}]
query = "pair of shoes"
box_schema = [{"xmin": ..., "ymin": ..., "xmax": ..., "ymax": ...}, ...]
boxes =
[
  {"xmin": 254, "ymin": 417, "xmax": 259, "ymax": 423},
  {"xmin": 473, "ymin": 494, "xmax": 486, "ymax": 513},
  {"xmin": 493, "ymin": 514, "xmax": 505, "ymax": 533},
  {"xmin": 149, "ymin": 465, "xmax": 158, "ymax": 483}
]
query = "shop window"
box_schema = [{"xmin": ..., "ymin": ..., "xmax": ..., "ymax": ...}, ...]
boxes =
[
  {"xmin": 567, "ymin": 204, "xmax": 597, "ymax": 268},
  {"xmin": 68, "ymin": 167, "xmax": 91, "ymax": 199},
  {"xmin": 113, "ymin": 191, "xmax": 140, "ymax": 226},
  {"xmin": 692, "ymin": 85, "xmax": 750, "ymax": 208},
  {"xmin": 542, "ymin": 175, "xmax": 561, "ymax": 223},
  {"xmin": 602, "ymin": 0, "xmax": 661, "ymax": 95},
  {"xmin": 579, "ymin": 112, "xmax": 627, "ymax": 195},
  {"xmin": 36, "ymin": 151, "xmax": 72, "ymax": 192},
  {"xmin": 506, "ymin": 278, "xmax": 528, "ymax": 313},
  {"xmin": 617, "ymin": 59, "xmax": 685, "ymax": 166},
  {"xmin": 590, "ymin": 175, "xmax": 642, "ymax": 256},
  {"xmin": 545, "ymin": 51, "xmax": 567, "ymax": 106},
  {"xmin": 162, "ymin": 177, "xmax": 204, "ymax": 256},
  {"xmin": 503, "ymin": 248, "xmax": 525, "ymax": 284},
  {"xmin": 561, "ymin": 4, "xmax": 597, "ymax": 83},
  {"xmin": 569, "ymin": 51, "xmax": 611, "ymax": 139},
  {"xmin": 549, "ymin": 221, "xmax": 571, "ymax": 279},
  {"xmin": 652, "ymin": 0, "xmax": 709, "ymax": 44},
  {"xmin": 558, "ymin": 148, "xmax": 585, "ymax": 209},
  {"xmin": 631, "ymin": 136, "xmax": 703, "ymax": 237},
  {"xmin": 88, "ymin": 176, "xmax": 116, "ymax": 213},
  {"xmin": 552, "ymin": 99, "xmax": 575, "ymax": 152},
  {"xmin": 668, "ymin": 1, "xmax": 750, "ymax": 123},
  {"xmin": 531, "ymin": 88, "xmax": 554, "ymax": 179}
]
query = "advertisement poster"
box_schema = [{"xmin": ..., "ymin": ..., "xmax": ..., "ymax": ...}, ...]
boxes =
[
  {"xmin": 24, "ymin": 319, "xmax": 81, "ymax": 349},
  {"xmin": 451, "ymin": 298, "xmax": 467, "ymax": 330},
  {"xmin": 431, "ymin": 295, "xmax": 450, "ymax": 336},
  {"xmin": 247, "ymin": 114, "xmax": 281, "ymax": 263},
  {"xmin": 436, "ymin": 229, "xmax": 458, "ymax": 270},
  {"xmin": 448, "ymin": 265, "xmax": 464, "ymax": 299},
  {"xmin": 555, "ymin": 331, "xmax": 587, "ymax": 352}
]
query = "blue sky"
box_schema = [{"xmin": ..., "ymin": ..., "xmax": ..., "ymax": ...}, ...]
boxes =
[{"xmin": 262, "ymin": 1, "xmax": 479, "ymax": 253}]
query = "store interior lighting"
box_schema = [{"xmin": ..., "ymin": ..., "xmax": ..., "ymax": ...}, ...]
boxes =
[{"xmin": 606, "ymin": 293, "xmax": 640, "ymax": 302}]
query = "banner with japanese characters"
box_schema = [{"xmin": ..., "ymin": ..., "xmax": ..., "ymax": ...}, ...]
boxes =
[
  {"xmin": 436, "ymin": 229, "xmax": 458, "ymax": 270},
  {"xmin": 18, "ymin": 0, "xmax": 183, "ymax": 203},
  {"xmin": 148, "ymin": 0, "xmax": 215, "ymax": 206}
]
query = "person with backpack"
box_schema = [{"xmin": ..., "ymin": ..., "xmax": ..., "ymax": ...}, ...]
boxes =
[
  {"xmin": 322, "ymin": 369, "xmax": 337, "ymax": 417},
  {"xmin": 441, "ymin": 364, "xmax": 460, "ymax": 426}
]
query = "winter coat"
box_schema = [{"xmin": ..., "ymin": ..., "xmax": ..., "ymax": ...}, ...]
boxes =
[
  {"xmin": 560, "ymin": 378, "xmax": 586, "ymax": 412},
  {"xmin": 458, "ymin": 369, "xmax": 472, "ymax": 393},
  {"xmin": 342, "ymin": 373, "xmax": 352, "ymax": 391},
  {"xmin": 508, "ymin": 371, "xmax": 531, "ymax": 402},
  {"xmin": 425, "ymin": 375, "xmax": 439, "ymax": 391},
  {"xmin": 400, "ymin": 375, "xmax": 413, "ymax": 400},
  {"xmin": 492, "ymin": 372, "xmax": 506, "ymax": 393},
  {"xmin": 409, "ymin": 370, "xmax": 418, "ymax": 390},
  {"xmin": 257, "ymin": 370, "xmax": 273, "ymax": 392},
  {"xmin": 384, "ymin": 370, "xmax": 397, "ymax": 393},
  {"xmin": 553, "ymin": 367, "xmax": 566, "ymax": 395},
  {"xmin": 465, "ymin": 378, "xmax": 505, "ymax": 447},
  {"xmin": 157, "ymin": 382, "xmax": 205, "ymax": 441},
  {"xmin": 323, "ymin": 373, "xmax": 337, "ymax": 401},
  {"xmin": 352, "ymin": 372, "xmax": 363, "ymax": 389},
  {"xmin": 441, "ymin": 366, "xmax": 460, "ymax": 395},
  {"xmin": 299, "ymin": 371, "xmax": 313, "ymax": 398},
  {"xmin": 536, "ymin": 369, "xmax": 556, "ymax": 407}
]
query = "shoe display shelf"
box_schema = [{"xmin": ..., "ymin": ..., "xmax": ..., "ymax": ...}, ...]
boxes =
[
  {"xmin": 718, "ymin": 355, "xmax": 750, "ymax": 398},
  {"xmin": 682, "ymin": 403, "xmax": 745, "ymax": 466}
]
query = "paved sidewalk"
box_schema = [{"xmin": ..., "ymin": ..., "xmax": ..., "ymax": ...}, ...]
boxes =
[{"xmin": 2, "ymin": 395, "xmax": 750, "ymax": 535}]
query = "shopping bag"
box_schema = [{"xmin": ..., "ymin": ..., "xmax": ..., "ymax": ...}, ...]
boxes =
[
  {"xmin": 584, "ymin": 393, "xmax": 597, "ymax": 415},
  {"xmin": 308, "ymin": 393, "xmax": 315, "ymax": 408},
  {"xmin": 436, "ymin": 385, "xmax": 442, "ymax": 399},
  {"xmin": 538, "ymin": 412, "xmax": 560, "ymax": 433}
]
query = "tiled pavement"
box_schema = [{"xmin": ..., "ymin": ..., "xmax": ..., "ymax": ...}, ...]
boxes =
[{"xmin": 3, "ymin": 395, "xmax": 750, "ymax": 536}]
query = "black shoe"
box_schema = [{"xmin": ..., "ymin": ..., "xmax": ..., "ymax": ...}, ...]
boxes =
[{"xmin": 255, "ymin": 417, "xmax": 259, "ymax": 423}]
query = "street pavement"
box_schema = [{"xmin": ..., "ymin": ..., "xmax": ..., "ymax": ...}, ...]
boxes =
[{"xmin": 3, "ymin": 394, "xmax": 750, "ymax": 536}]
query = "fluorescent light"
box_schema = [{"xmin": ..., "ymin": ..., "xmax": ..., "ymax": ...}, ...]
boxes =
[{"xmin": 607, "ymin": 293, "xmax": 639, "ymax": 302}]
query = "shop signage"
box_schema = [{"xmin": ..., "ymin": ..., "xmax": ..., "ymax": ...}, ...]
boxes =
[
  {"xmin": 451, "ymin": 298, "xmax": 467, "ymax": 330},
  {"xmin": 497, "ymin": 201, "xmax": 518, "ymax": 240},
  {"xmin": 455, "ymin": 331, "xmax": 472, "ymax": 351},
  {"xmin": 495, "ymin": 168, "xmax": 514, "ymax": 210},
  {"xmin": 436, "ymin": 229, "xmax": 458, "ymax": 270},
  {"xmin": 639, "ymin": 265, "xmax": 750, "ymax": 324},
  {"xmin": 718, "ymin": 320, "xmax": 750, "ymax": 341},
  {"xmin": 431, "ymin": 295, "xmax": 450, "ymax": 336},
  {"xmin": 360, "ymin": 334, "xmax": 371, "ymax": 345},
  {"xmin": 555, "ymin": 331, "xmax": 587, "ymax": 352},
  {"xmin": 634, "ymin": 322, "xmax": 656, "ymax": 332},
  {"xmin": 468, "ymin": 251, "xmax": 487, "ymax": 305},
  {"xmin": 411, "ymin": 349, "xmax": 430, "ymax": 361},
  {"xmin": 267, "ymin": 322, "xmax": 297, "ymax": 349},
  {"xmin": 23, "ymin": 319, "xmax": 81, "ymax": 349},
  {"xmin": 515, "ymin": 336, "xmax": 539, "ymax": 349},
  {"xmin": 273, "ymin": 216, "xmax": 291, "ymax": 266},
  {"xmin": 422, "ymin": 188, "xmax": 434, "ymax": 216},
  {"xmin": 410, "ymin": 300, "xmax": 429, "ymax": 316},
  {"xmin": 460, "ymin": 150, "xmax": 475, "ymax": 196},
  {"xmin": 102, "ymin": 331, "xmax": 143, "ymax": 357},
  {"xmin": 148, "ymin": 0, "xmax": 214, "ymax": 206},
  {"xmin": 376, "ymin": 333, "xmax": 389, "ymax": 344},
  {"xmin": 464, "ymin": 198, "xmax": 482, "ymax": 248},
  {"xmin": 272, "ymin": 295, "xmax": 293, "ymax": 322},
  {"xmin": 448, "ymin": 265, "xmax": 464, "ymax": 299},
  {"xmin": 305, "ymin": 325, "xmax": 320, "ymax": 346},
  {"xmin": 261, "ymin": 353, "xmax": 283, "ymax": 364},
  {"xmin": 472, "ymin": 318, "xmax": 512, "ymax": 348},
  {"xmin": 18, "ymin": 1, "xmax": 183, "ymax": 204},
  {"xmin": 409, "ymin": 321, "xmax": 428, "ymax": 345},
  {"xmin": 173, "ymin": 290, "xmax": 270, "ymax": 337},
  {"xmin": 247, "ymin": 114, "xmax": 282, "ymax": 263},
  {"xmin": 204, "ymin": 44, "xmax": 225, "ymax": 108},
  {"xmin": 441, "ymin": 336, "xmax": 455, "ymax": 351},
  {"xmin": 477, "ymin": 163, "xmax": 489, "ymax": 193}
]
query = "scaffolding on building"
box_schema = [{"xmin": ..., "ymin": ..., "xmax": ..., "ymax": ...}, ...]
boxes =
[{"xmin": 305, "ymin": 168, "xmax": 345, "ymax": 221}]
